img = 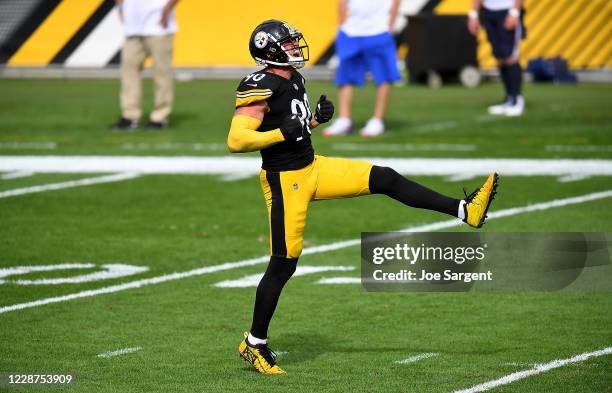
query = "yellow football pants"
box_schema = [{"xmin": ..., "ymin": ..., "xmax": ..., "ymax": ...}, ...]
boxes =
[{"xmin": 260, "ymin": 155, "xmax": 373, "ymax": 258}]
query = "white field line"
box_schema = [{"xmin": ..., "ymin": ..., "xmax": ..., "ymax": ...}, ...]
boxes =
[
  {"xmin": 214, "ymin": 265, "xmax": 355, "ymax": 288},
  {"xmin": 1, "ymin": 189, "xmax": 612, "ymax": 315},
  {"xmin": 331, "ymin": 143, "xmax": 475, "ymax": 152},
  {"xmin": 97, "ymin": 346, "xmax": 142, "ymax": 359},
  {"xmin": 121, "ymin": 142, "xmax": 228, "ymax": 151},
  {"xmin": 0, "ymin": 142, "xmax": 56, "ymax": 149},
  {"xmin": 394, "ymin": 352, "xmax": 440, "ymax": 364},
  {"xmin": 414, "ymin": 121, "xmax": 458, "ymax": 133},
  {"xmin": 6, "ymin": 264, "xmax": 149, "ymax": 285},
  {"xmin": 317, "ymin": 277, "xmax": 361, "ymax": 285},
  {"xmin": 0, "ymin": 173, "xmax": 140, "ymax": 198},
  {"xmin": 1, "ymin": 171, "xmax": 34, "ymax": 180},
  {"xmin": 2, "ymin": 156, "xmax": 612, "ymax": 178},
  {"xmin": 452, "ymin": 347, "xmax": 612, "ymax": 393},
  {"xmin": 546, "ymin": 144, "xmax": 612, "ymax": 153}
]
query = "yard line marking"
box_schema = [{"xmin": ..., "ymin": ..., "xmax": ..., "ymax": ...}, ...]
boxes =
[
  {"xmin": 502, "ymin": 362, "xmax": 536, "ymax": 367},
  {"xmin": 317, "ymin": 277, "xmax": 361, "ymax": 285},
  {"xmin": 0, "ymin": 142, "xmax": 56, "ymax": 150},
  {"xmin": 1, "ymin": 263, "xmax": 149, "ymax": 285},
  {"xmin": 97, "ymin": 347, "xmax": 142, "ymax": 359},
  {"xmin": 2, "ymin": 156, "xmax": 612, "ymax": 178},
  {"xmin": 331, "ymin": 143, "xmax": 476, "ymax": 152},
  {"xmin": 1, "ymin": 189, "xmax": 612, "ymax": 315},
  {"xmin": 214, "ymin": 265, "xmax": 355, "ymax": 288},
  {"xmin": 121, "ymin": 142, "xmax": 227, "ymax": 151},
  {"xmin": 546, "ymin": 144, "xmax": 612, "ymax": 153},
  {"xmin": 1, "ymin": 171, "xmax": 34, "ymax": 180},
  {"xmin": 0, "ymin": 173, "xmax": 140, "ymax": 199},
  {"xmin": 452, "ymin": 347, "xmax": 612, "ymax": 393},
  {"xmin": 414, "ymin": 121, "xmax": 457, "ymax": 133},
  {"xmin": 394, "ymin": 353, "xmax": 440, "ymax": 364}
]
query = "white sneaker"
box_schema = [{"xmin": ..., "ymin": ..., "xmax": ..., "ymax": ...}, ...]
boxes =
[
  {"xmin": 359, "ymin": 118, "xmax": 385, "ymax": 137},
  {"xmin": 488, "ymin": 98, "xmax": 511, "ymax": 115},
  {"xmin": 505, "ymin": 95, "xmax": 525, "ymax": 117},
  {"xmin": 322, "ymin": 117, "xmax": 352, "ymax": 136}
]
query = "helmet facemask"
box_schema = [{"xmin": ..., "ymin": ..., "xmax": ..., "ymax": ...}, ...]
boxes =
[{"xmin": 278, "ymin": 32, "xmax": 309, "ymax": 69}]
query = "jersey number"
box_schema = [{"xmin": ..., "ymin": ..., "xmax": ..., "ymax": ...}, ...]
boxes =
[{"xmin": 291, "ymin": 94, "xmax": 312, "ymax": 135}]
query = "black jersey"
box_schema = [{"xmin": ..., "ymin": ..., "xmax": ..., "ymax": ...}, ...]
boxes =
[{"xmin": 235, "ymin": 70, "xmax": 314, "ymax": 172}]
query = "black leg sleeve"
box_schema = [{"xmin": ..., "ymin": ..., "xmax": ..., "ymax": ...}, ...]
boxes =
[
  {"xmin": 250, "ymin": 256, "xmax": 298, "ymax": 339},
  {"xmin": 499, "ymin": 64, "xmax": 511, "ymax": 97},
  {"xmin": 369, "ymin": 166, "xmax": 460, "ymax": 217}
]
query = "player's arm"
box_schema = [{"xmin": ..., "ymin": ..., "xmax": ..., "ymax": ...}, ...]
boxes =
[
  {"xmin": 388, "ymin": 0, "xmax": 400, "ymax": 32},
  {"xmin": 467, "ymin": 0, "xmax": 482, "ymax": 35},
  {"xmin": 227, "ymin": 102, "xmax": 285, "ymax": 153},
  {"xmin": 160, "ymin": 0, "xmax": 179, "ymax": 28},
  {"xmin": 338, "ymin": 0, "xmax": 348, "ymax": 26}
]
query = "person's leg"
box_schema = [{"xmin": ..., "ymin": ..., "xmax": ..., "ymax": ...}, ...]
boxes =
[
  {"xmin": 369, "ymin": 166, "xmax": 460, "ymax": 217},
  {"xmin": 360, "ymin": 32, "xmax": 401, "ymax": 136},
  {"xmin": 120, "ymin": 37, "xmax": 147, "ymax": 122},
  {"xmin": 497, "ymin": 60, "xmax": 511, "ymax": 100},
  {"xmin": 325, "ymin": 31, "xmax": 364, "ymax": 136},
  {"xmin": 249, "ymin": 256, "xmax": 297, "ymax": 340},
  {"xmin": 499, "ymin": 16, "xmax": 524, "ymax": 116},
  {"xmin": 312, "ymin": 156, "xmax": 469, "ymax": 222},
  {"xmin": 338, "ymin": 84, "xmax": 353, "ymax": 119},
  {"xmin": 249, "ymin": 166, "xmax": 314, "ymax": 340},
  {"xmin": 146, "ymin": 34, "xmax": 174, "ymax": 124},
  {"xmin": 373, "ymin": 82, "xmax": 391, "ymax": 120},
  {"xmin": 481, "ymin": 8, "xmax": 512, "ymax": 113}
]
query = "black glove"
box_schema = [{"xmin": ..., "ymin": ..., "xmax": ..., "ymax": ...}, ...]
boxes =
[
  {"xmin": 314, "ymin": 95, "xmax": 334, "ymax": 124},
  {"xmin": 280, "ymin": 114, "xmax": 304, "ymax": 143}
]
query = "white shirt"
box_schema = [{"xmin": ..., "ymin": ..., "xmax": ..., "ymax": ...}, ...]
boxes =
[
  {"xmin": 122, "ymin": 0, "xmax": 178, "ymax": 37},
  {"xmin": 483, "ymin": 0, "xmax": 516, "ymax": 11},
  {"xmin": 340, "ymin": 0, "xmax": 392, "ymax": 37}
]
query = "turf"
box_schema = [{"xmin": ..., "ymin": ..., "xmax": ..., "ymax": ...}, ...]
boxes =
[{"xmin": 0, "ymin": 78, "xmax": 611, "ymax": 392}]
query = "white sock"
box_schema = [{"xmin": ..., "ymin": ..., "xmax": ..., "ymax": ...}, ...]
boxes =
[
  {"xmin": 458, "ymin": 200, "xmax": 466, "ymax": 220},
  {"xmin": 247, "ymin": 332, "xmax": 267, "ymax": 346}
]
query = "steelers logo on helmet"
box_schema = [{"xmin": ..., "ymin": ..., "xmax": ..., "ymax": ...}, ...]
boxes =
[{"xmin": 254, "ymin": 31, "xmax": 268, "ymax": 49}]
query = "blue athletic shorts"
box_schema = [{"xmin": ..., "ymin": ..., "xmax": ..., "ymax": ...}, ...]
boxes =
[
  {"xmin": 481, "ymin": 7, "xmax": 526, "ymax": 60},
  {"xmin": 335, "ymin": 30, "xmax": 402, "ymax": 86}
]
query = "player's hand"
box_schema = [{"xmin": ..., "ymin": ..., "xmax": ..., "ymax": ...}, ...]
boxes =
[
  {"xmin": 280, "ymin": 114, "xmax": 304, "ymax": 143},
  {"xmin": 504, "ymin": 13, "xmax": 518, "ymax": 31},
  {"xmin": 467, "ymin": 16, "xmax": 480, "ymax": 36},
  {"xmin": 160, "ymin": 8, "xmax": 171, "ymax": 28},
  {"xmin": 314, "ymin": 95, "xmax": 334, "ymax": 124}
]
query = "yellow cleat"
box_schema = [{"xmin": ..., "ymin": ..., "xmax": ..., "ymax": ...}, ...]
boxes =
[
  {"xmin": 463, "ymin": 173, "xmax": 499, "ymax": 228},
  {"xmin": 238, "ymin": 332, "xmax": 286, "ymax": 375}
]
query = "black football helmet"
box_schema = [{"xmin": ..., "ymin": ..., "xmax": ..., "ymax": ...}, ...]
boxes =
[{"xmin": 249, "ymin": 19, "xmax": 309, "ymax": 69}]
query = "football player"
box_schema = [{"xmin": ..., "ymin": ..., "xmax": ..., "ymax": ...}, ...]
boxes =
[{"xmin": 229, "ymin": 19, "xmax": 498, "ymax": 375}]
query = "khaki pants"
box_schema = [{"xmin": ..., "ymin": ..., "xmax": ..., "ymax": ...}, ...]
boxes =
[{"xmin": 120, "ymin": 34, "xmax": 174, "ymax": 123}]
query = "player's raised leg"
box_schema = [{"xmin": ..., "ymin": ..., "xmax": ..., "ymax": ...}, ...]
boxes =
[{"xmin": 369, "ymin": 166, "xmax": 498, "ymax": 228}]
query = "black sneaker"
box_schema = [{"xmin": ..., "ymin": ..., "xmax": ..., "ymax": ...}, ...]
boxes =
[
  {"xmin": 146, "ymin": 120, "xmax": 168, "ymax": 129},
  {"xmin": 111, "ymin": 117, "xmax": 139, "ymax": 130}
]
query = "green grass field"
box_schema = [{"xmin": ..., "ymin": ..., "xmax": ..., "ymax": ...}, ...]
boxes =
[{"xmin": 0, "ymin": 78, "xmax": 611, "ymax": 392}]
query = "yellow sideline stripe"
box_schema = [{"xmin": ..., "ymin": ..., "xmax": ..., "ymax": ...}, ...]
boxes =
[{"xmin": 8, "ymin": 0, "xmax": 103, "ymax": 66}]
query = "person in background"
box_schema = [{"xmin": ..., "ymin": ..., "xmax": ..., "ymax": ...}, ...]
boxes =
[
  {"xmin": 112, "ymin": 0, "xmax": 179, "ymax": 130},
  {"xmin": 323, "ymin": 0, "xmax": 402, "ymax": 137},
  {"xmin": 468, "ymin": 0, "xmax": 525, "ymax": 117}
]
